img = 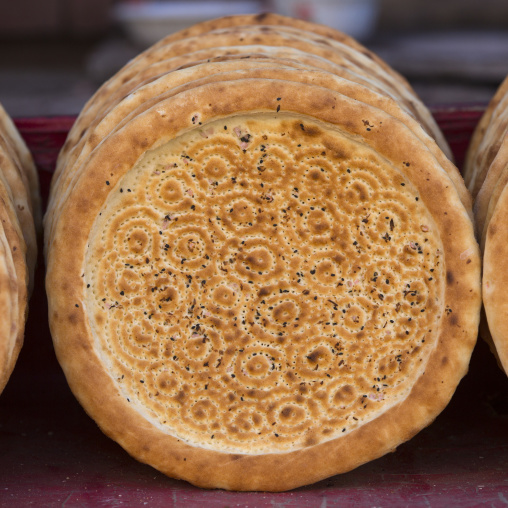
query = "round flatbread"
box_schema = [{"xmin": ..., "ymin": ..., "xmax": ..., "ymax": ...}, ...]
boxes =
[
  {"xmin": 465, "ymin": 74, "xmax": 508, "ymax": 376},
  {"xmin": 0, "ymin": 101, "xmax": 36, "ymax": 395},
  {"xmin": 47, "ymin": 79, "xmax": 480, "ymax": 491}
]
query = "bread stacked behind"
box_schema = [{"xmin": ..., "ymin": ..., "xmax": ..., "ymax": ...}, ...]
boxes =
[
  {"xmin": 0, "ymin": 102, "xmax": 40, "ymax": 395},
  {"xmin": 465, "ymin": 75, "xmax": 508, "ymax": 375},
  {"xmin": 45, "ymin": 13, "xmax": 480, "ymax": 491}
]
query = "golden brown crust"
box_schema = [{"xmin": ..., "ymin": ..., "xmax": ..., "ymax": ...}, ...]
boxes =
[
  {"xmin": 130, "ymin": 13, "xmax": 415, "ymax": 95},
  {"xmin": 56, "ymin": 21, "xmax": 449, "ymax": 181},
  {"xmin": 47, "ymin": 80, "xmax": 480, "ymax": 491},
  {"xmin": 59, "ymin": 12, "xmax": 411, "ymax": 161}
]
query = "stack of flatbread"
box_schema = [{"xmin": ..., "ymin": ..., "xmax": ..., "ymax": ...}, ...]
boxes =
[
  {"xmin": 464, "ymin": 76, "xmax": 508, "ymax": 376},
  {"xmin": 0, "ymin": 102, "xmax": 40, "ymax": 395},
  {"xmin": 45, "ymin": 13, "xmax": 481, "ymax": 491}
]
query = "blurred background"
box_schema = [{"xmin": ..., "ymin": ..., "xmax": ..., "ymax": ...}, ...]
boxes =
[{"xmin": 0, "ymin": 0, "xmax": 507, "ymax": 117}]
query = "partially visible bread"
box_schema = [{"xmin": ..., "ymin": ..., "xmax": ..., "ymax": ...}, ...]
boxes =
[
  {"xmin": 0, "ymin": 101, "xmax": 38, "ymax": 395},
  {"xmin": 467, "ymin": 76, "xmax": 508, "ymax": 375}
]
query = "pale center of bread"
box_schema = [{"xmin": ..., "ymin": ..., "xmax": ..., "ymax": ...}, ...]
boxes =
[{"xmin": 85, "ymin": 113, "xmax": 444, "ymax": 454}]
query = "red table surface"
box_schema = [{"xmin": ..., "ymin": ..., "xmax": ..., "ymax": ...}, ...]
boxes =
[{"xmin": 1, "ymin": 107, "xmax": 507, "ymax": 507}]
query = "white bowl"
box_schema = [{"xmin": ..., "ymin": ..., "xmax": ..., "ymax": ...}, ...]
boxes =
[
  {"xmin": 271, "ymin": 0, "xmax": 379, "ymax": 41},
  {"xmin": 114, "ymin": 1, "xmax": 264, "ymax": 47}
]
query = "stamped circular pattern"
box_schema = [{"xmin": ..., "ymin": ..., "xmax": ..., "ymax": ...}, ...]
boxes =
[{"xmin": 85, "ymin": 113, "xmax": 444, "ymax": 453}]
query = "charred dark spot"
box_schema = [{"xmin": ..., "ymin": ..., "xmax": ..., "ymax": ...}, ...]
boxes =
[
  {"xmin": 450, "ymin": 314, "xmax": 458, "ymax": 326},
  {"xmin": 258, "ymin": 286, "xmax": 271, "ymax": 297},
  {"xmin": 446, "ymin": 270, "xmax": 454, "ymax": 284},
  {"xmin": 306, "ymin": 350, "xmax": 321, "ymax": 363}
]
